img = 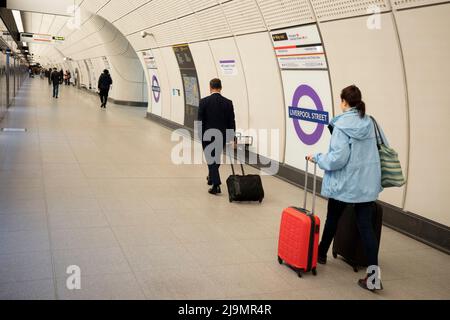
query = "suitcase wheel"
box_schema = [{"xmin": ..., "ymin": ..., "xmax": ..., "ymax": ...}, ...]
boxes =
[
  {"xmin": 277, "ymin": 256, "xmax": 283, "ymax": 265},
  {"xmin": 258, "ymin": 199, "xmax": 263, "ymax": 203},
  {"xmin": 229, "ymin": 197, "xmax": 233, "ymax": 203},
  {"xmin": 312, "ymin": 268, "xmax": 317, "ymax": 276},
  {"xmin": 297, "ymin": 271, "xmax": 302, "ymax": 278},
  {"xmin": 353, "ymin": 266, "xmax": 359, "ymax": 273},
  {"xmin": 332, "ymin": 252, "xmax": 337, "ymax": 259}
]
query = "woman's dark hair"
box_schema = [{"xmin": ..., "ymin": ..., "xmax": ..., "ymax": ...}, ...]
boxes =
[{"xmin": 340, "ymin": 85, "xmax": 366, "ymax": 118}]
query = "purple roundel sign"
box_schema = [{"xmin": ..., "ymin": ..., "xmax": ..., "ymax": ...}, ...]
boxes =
[
  {"xmin": 289, "ymin": 84, "xmax": 329, "ymax": 146},
  {"xmin": 151, "ymin": 75, "xmax": 161, "ymax": 103}
]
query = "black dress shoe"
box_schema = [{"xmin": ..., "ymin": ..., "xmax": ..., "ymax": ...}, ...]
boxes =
[
  {"xmin": 318, "ymin": 255, "xmax": 327, "ymax": 265},
  {"xmin": 358, "ymin": 276, "xmax": 383, "ymax": 292},
  {"xmin": 208, "ymin": 186, "xmax": 221, "ymax": 195}
]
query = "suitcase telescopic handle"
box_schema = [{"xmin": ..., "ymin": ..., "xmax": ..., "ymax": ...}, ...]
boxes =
[
  {"xmin": 230, "ymin": 162, "xmax": 245, "ymax": 176},
  {"xmin": 303, "ymin": 157, "xmax": 318, "ymax": 214},
  {"xmin": 229, "ymin": 142, "xmax": 245, "ymax": 176}
]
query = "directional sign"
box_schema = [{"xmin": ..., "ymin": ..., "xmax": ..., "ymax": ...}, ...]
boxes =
[{"xmin": 20, "ymin": 33, "xmax": 65, "ymax": 44}]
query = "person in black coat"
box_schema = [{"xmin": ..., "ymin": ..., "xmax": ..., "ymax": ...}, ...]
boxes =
[
  {"xmin": 47, "ymin": 68, "xmax": 52, "ymax": 85},
  {"xmin": 198, "ymin": 78, "xmax": 236, "ymax": 195},
  {"xmin": 59, "ymin": 69, "xmax": 64, "ymax": 85},
  {"xmin": 98, "ymin": 69, "xmax": 113, "ymax": 109},
  {"xmin": 50, "ymin": 68, "xmax": 61, "ymax": 98}
]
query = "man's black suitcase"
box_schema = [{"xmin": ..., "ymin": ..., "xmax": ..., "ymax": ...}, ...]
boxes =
[
  {"xmin": 226, "ymin": 162, "xmax": 264, "ymax": 203},
  {"xmin": 332, "ymin": 203, "xmax": 383, "ymax": 272}
]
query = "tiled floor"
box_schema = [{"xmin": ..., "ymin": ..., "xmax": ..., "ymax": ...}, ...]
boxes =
[{"xmin": 0, "ymin": 79, "xmax": 448, "ymax": 300}]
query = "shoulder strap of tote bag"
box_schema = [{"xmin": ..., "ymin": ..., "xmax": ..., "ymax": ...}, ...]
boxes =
[{"xmin": 370, "ymin": 116, "xmax": 385, "ymax": 147}]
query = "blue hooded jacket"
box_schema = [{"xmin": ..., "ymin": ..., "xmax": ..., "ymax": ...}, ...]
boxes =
[{"xmin": 313, "ymin": 108, "xmax": 388, "ymax": 203}]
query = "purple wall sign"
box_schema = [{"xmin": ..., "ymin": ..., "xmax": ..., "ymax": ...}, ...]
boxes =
[
  {"xmin": 151, "ymin": 75, "xmax": 161, "ymax": 103},
  {"xmin": 290, "ymin": 84, "xmax": 326, "ymax": 145}
]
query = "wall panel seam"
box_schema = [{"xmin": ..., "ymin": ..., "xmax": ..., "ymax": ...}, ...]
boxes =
[{"xmin": 388, "ymin": 2, "xmax": 412, "ymax": 210}]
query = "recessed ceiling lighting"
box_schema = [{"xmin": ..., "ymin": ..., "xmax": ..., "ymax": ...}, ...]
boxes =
[{"xmin": 12, "ymin": 10, "xmax": 24, "ymax": 34}]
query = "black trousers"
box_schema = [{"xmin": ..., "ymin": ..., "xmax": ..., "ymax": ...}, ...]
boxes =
[
  {"xmin": 52, "ymin": 84, "xmax": 59, "ymax": 97},
  {"xmin": 319, "ymin": 198, "xmax": 379, "ymax": 267},
  {"xmin": 99, "ymin": 89, "xmax": 109, "ymax": 106},
  {"xmin": 203, "ymin": 141, "xmax": 223, "ymax": 186}
]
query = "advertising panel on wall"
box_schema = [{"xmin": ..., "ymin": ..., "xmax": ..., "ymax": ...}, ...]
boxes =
[
  {"xmin": 272, "ymin": 24, "xmax": 327, "ymax": 70},
  {"xmin": 173, "ymin": 44, "xmax": 200, "ymax": 129},
  {"xmin": 141, "ymin": 50, "xmax": 162, "ymax": 117},
  {"xmin": 76, "ymin": 60, "xmax": 84, "ymax": 87},
  {"xmin": 102, "ymin": 56, "xmax": 111, "ymax": 71},
  {"xmin": 219, "ymin": 59, "xmax": 238, "ymax": 76},
  {"xmin": 271, "ymin": 24, "xmax": 333, "ymax": 174},
  {"xmin": 85, "ymin": 59, "xmax": 97, "ymax": 91}
]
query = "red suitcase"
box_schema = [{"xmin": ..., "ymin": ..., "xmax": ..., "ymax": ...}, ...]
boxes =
[{"xmin": 278, "ymin": 159, "xmax": 321, "ymax": 277}]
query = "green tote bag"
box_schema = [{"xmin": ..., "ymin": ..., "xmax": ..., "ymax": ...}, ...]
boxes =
[{"xmin": 371, "ymin": 117, "xmax": 406, "ymax": 188}]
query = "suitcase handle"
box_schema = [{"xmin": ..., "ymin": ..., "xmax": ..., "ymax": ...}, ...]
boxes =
[
  {"xmin": 228, "ymin": 140, "xmax": 245, "ymax": 176},
  {"xmin": 230, "ymin": 161, "xmax": 245, "ymax": 176},
  {"xmin": 303, "ymin": 158, "xmax": 318, "ymax": 214},
  {"xmin": 236, "ymin": 135, "xmax": 253, "ymax": 147}
]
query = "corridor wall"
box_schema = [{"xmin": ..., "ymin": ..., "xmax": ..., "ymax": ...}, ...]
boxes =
[
  {"xmin": 0, "ymin": 51, "xmax": 7, "ymax": 119},
  {"xmin": 395, "ymin": 4, "xmax": 450, "ymax": 227},
  {"xmin": 319, "ymin": 14, "xmax": 409, "ymax": 209},
  {"xmin": 37, "ymin": 12, "xmax": 147, "ymax": 104}
]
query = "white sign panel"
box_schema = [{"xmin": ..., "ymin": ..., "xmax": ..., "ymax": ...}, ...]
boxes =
[
  {"xmin": 20, "ymin": 33, "xmax": 64, "ymax": 45},
  {"xmin": 282, "ymin": 70, "xmax": 333, "ymax": 174},
  {"xmin": 271, "ymin": 25, "xmax": 327, "ymax": 70},
  {"xmin": 142, "ymin": 50, "xmax": 157, "ymax": 69},
  {"xmin": 102, "ymin": 56, "xmax": 111, "ymax": 70},
  {"xmin": 219, "ymin": 59, "xmax": 237, "ymax": 76},
  {"xmin": 140, "ymin": 50, "xmax": 162, "ymax": 116},
  {"xmin": 85, "ymin": 59, "xmax": 97, "ymax": 91}
]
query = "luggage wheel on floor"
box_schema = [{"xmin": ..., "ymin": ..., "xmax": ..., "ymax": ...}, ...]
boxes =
[
  {"xmin": 277, "ymin": 256, "xmax": 317, "ymax": 277},
  {"xmin": 229, "ymin": 197, "xmax": 264, "ymax": 203},
  {"xmin": 333, "ymin": 252, "xmax": 360, "ymax": 272}
]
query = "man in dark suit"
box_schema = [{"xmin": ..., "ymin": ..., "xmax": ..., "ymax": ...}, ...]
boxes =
[
  {"xmin": 50, "ymin": 68, "xmax": 61, "ymax": 98},
  {"xmin": 198, "ymin": 78, "xmax": 236, "ymax": 195},
  {"xmin": 98, "ymin": 69, "xmax": 113, "ymax": 109}
]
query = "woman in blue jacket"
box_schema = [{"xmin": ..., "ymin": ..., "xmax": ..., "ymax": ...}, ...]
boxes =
[{"xmin": 307, "ymin": 85, "xmax": 387, "ymax": 291}]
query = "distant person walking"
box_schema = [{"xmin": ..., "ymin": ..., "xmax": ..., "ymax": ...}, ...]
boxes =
[
  {"xmin": 98, "ymin": 69, "xmax": 112, "ymax": 109},
  {"xmin": 64, "ymin": 71, "xmax": 71, "ymax": 85},
  {"xmin": 198, "ymin": 78, "xmax": 236, "ymax": 195},
  {"xmin": 47, "ymin": 68, "xmax": 52, "ymax": 85},
  {"xmin": 50, "ymin": 68, "xmax": 61, "ymax": 99},
  {"xmin": 59, "ymin": 69, "xmax": 64, "ymax": 85}
]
